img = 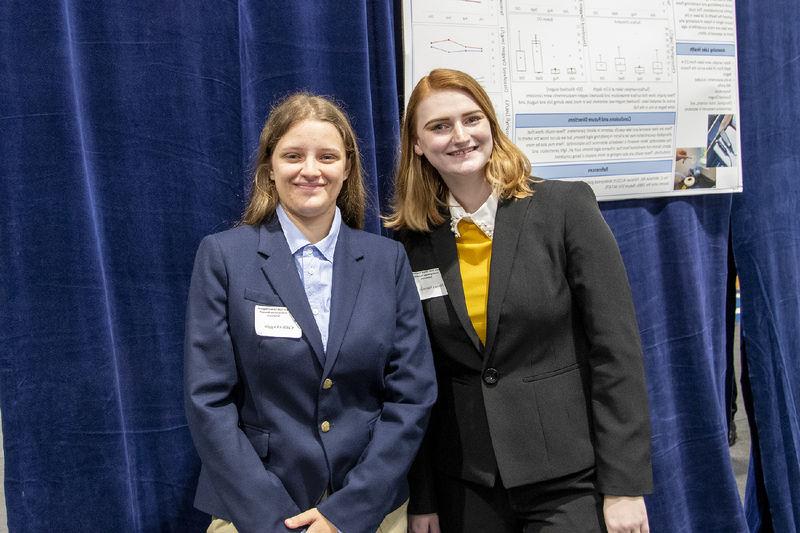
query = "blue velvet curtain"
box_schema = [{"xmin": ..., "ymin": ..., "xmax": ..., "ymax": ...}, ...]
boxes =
[
  {"xmin": 735, "ymin": 0, "xmax": 800, "ymax": 530},
  {"xmin": 1, "ymin": 0, "xmax": 798, "ymax": 531},
  {"xmin": 601, "ymin": 196, "xmax": 747, "ymax": 531},
  {"xmin": 0, "ymin": 1, "xmax": 399, "ymax": 530}
]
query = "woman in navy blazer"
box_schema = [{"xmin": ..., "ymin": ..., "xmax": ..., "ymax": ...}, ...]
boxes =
[
  {"xmin": 184, "ymin": 93, "xmax": 437, "ymax": 533},
  {"xmin": 387, "ymin": 70, "xmax": 652, "ymax": 533}
]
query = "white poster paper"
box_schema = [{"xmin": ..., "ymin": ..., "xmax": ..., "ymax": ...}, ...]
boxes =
[{"xmin": 403, "ymin": 0, "xmax": 743, "ymax": 200}]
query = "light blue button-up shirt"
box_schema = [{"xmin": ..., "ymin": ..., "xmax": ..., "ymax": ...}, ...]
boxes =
[{"xmin": 276, "ymin": 204, "xmax": 340, "ymax": 353}]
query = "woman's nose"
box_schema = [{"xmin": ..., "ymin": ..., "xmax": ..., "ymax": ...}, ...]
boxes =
[
  {"xmin": 452, "ymin": 123, "xmax": 469, "ymax": 143},
  {"xmin": 301, "ymin": 158, "xmax": 321, "ymax": 177}
]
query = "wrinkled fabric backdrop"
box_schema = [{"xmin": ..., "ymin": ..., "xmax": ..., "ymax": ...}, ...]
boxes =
[{"xmin": 0, "ymin": 0, "xmax": 797, "ymax": 531}]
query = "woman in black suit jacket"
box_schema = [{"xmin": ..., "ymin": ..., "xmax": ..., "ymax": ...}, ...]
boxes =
[{"xmin": 386, "ymin": 69, "xmax": 652, "ymax": 533}]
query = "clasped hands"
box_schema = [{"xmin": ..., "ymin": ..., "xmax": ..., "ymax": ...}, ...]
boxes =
[{"xmin": 285, "ymin": 508, "xmax": 337, "ymax": 533}]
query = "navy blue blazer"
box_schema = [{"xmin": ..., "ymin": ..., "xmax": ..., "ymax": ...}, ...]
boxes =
[{"xmin": 184, "ymin": 217, "xmax": 437, "ymax": 533}]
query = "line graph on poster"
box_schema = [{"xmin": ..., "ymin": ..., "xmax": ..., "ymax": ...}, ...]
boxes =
[
  {"xmin": 411, "ymin": 24, "xmax": 503, "ymax": 92},
  {"xmin": 430, "ymin": 38, "xmax": 483, "ymax": 54}
]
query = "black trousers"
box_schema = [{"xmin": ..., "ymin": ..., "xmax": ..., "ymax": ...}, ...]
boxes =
[{"xmin": 435, "ymin": 468, "xmax": 605, "ymax": 533}]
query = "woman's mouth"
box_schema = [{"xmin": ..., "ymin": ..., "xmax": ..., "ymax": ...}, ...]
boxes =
[
  {"xmin": 448, "ymin": 146, "xmax": 476, "ymax": 157},
  {"xmin": 295, "ymin": 181, "xmax": 325, "ymax": 189}
]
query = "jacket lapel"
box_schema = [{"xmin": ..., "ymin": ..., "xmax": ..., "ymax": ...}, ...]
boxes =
[
  {"xmin": 257, "ymin": 219, "xmax": 326, "ymax": 367},
  {"xmin": 484, "ymin": 195, "xmax": 532, "ymax": 358},
  {"xmin": 429, "ymin": 219, "xmax": 483, "ymax": 353},
  {"xmin": 323, "ymin": 225, "xmax": 365, "ymax": 377}
]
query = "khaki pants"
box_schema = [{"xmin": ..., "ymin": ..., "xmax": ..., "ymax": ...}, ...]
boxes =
[{"xmin": 208, "ymin": 500, "xmax": 408, "ymax": 533}]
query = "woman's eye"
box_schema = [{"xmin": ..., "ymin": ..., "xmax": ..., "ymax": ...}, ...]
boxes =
[
  {"xmin": 283, "ymin": 153, "xmax": 300, "ymax": 161},
  {"xmin": 466, "ymin": 115, "xmax": 482, "ymax": 125},
  {"xmin": 320, "ymin": 154, "xmax": 339, "ymax": 162},
  {"xmin": 431, "ymin": 123, "xmax": 449, "ymax": 132}
]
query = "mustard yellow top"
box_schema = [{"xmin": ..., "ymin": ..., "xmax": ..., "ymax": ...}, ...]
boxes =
[{"xmin": 455, "ymin": 219, "xmax": 492, "ymax": 345}]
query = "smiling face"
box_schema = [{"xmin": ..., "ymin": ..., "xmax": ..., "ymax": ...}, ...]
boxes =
[
  {"xmin": 270, "ymin": 119, "xmax": 347, "ymax": 230},
  {"xmin": 413, "ymin": 89, "xmax": 494, "ymax": 189}
]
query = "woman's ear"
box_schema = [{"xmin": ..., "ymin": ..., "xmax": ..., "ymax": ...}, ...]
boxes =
[{"xmin": 414, "ymin": 140, "xmax": 423, "ymax": 157}]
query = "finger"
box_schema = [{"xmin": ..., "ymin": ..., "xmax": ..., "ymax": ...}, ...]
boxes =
[
  {"xmin": 285, "ymin": 509, "xmax": 316, "ymax": 528},
  {"xmin": 408, "ymin": 516, "xmax": 432, "ymax": 533},
  {"xmin": 409, "ymin": 522, "xmax": 426, "ymax": 533}
]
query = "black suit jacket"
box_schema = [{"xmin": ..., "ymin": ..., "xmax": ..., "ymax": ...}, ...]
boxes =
[{"xmin": 400, "ymin": 180, "xmax": 652, "ymax": 514}]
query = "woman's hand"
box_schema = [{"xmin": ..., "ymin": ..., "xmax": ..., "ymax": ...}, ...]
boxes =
[
  {"xmin": 285, "ymin": 508, "xmax": 338, "ymax": 532},
  {"xmin": 603, "ymin": 495, "xmax": 649, "ymax": 533},
  {"xmin": 408, "ymin": 513, "xmax": 441, "ymax": 533}
]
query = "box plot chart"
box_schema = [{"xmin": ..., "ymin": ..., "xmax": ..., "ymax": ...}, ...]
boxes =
[
  {"xmin": 510, "ymin": 16, "xmax": 585, "ymax": 82},
  {"xmin": 586, "ymin": 18, "xmax": 673, "ymax": 82}
]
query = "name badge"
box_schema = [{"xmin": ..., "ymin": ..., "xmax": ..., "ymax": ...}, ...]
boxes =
[
  {"xmin": 254, "ymin": 306, "xmax": 302, "ymax": 338},
  {"xmin": 413, "ymin": 268, "xmax": 448, "ymax": 300}
]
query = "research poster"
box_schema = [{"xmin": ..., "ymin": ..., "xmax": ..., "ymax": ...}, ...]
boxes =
[{"xmin": 403, "ymin": 0, "xmax": 743, "ymax": 200}]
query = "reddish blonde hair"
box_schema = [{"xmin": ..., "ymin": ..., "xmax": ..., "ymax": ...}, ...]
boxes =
[{"xmin": 385, "ymin": 69, "xmax": 531, "ymax": 232}]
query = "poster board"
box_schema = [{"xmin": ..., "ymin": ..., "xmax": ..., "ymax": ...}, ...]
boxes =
[{"xmin": 403, "ymin": 0, "xmax": 743, "ymax": 200}]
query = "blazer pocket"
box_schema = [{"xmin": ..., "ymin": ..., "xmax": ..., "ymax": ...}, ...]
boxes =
[
  {"xmin": 241, "ymin": 424, "xmax": 270, "ymax": 459},
  {"xmin": 243, "ymin": 287, "xmax": 281, "ymax": 305},
  {"xmin": 532, "ymin": 366, "xmax": 594, "ymax": 470},
  {"xmin": 522, "ymin": 362, "xmax": 581, "ymax": 383}
]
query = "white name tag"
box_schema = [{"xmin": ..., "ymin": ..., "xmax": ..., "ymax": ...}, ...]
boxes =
[
  {"xmin": 254, "ymin": 306, "xmax": 302, "ymax": 338},
  {"xmin": 413, "ymin": 268, "xmax": 448, "ymax": 300}
]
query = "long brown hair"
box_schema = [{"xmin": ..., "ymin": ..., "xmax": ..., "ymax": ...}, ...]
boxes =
[
  {"xmin": 385, "ymin": 69, "xmax": 532, "ymax": 232},
  {"xmin": 241, "ymin": 92, "xmax": 365, "ymax": 229}
]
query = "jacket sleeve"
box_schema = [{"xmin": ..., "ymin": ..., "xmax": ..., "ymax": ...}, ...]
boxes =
[
  {"xmin": 395, "ymin": 231, "xmax": 440, "ymax": 516},
  {"xmin": 562, "ymin": 181, "xmax": 653, "ymax": 496},
  {"xmin": 317, "ymin": 241, "xmax": 438, "ymax": 532},
  {"xmin": 406, "ymin": 411, "xmax": 439, "ymax": 514},
  {"xmin": 184, "ymin": 235, "xmax": 300, "ymax": 532}
]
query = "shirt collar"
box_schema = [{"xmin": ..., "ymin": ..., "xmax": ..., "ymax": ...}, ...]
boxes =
[
  {"xmin": 276, "ymin": 204, "xmax": 341, "ymax": 262},
  {"xmin": 448, "ymin": 192, "xmax": 498, "ymax": 239}
]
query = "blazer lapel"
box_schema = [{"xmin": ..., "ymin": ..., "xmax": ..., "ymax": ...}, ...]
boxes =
[
  {"xmin": 484, "ymin": 195, "xmax": 533, "ymax": 359},
  {"xmin": 429, "ymin": 220, "xmax": 483, "ymax": 353},
  {"xmin": 257, "ymin": 219, "xmax": 326, "ymax": 367},
  {"xmin": 323, "ymin": 225, "xmax": 365, "ymax": 377}
]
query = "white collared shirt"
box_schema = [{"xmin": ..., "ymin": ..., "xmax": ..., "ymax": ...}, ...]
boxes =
[
  {"xmin": 276, "ymin": 204, "xmax": 341, "ymax": 351},
  {"xmin": 448, "ymin": 192, "xmax": 498, "ymax": 239}
]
